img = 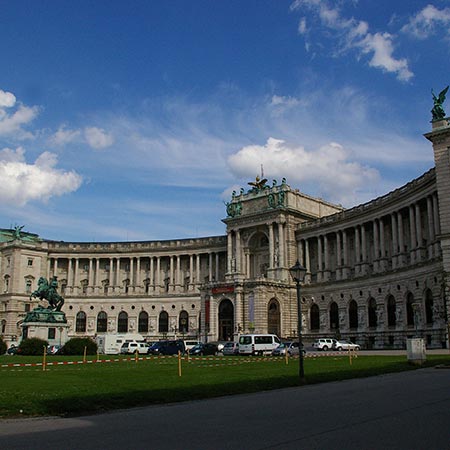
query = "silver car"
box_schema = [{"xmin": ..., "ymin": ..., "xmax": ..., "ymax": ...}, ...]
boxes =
[
  {"xmin": 272, "ymin": 341, "xmax": 304, "ymax": 356},
  {"xmin": 222, "ymin": 342, "xmax": 239, "ymax": 355}
]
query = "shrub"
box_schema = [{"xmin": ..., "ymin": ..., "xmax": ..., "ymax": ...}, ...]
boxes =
[
  {"xmin": 0, "ymin": 337, "xmax": 6, "ymax": 355},
  {"xmin": 62, "ymin": 337, "xmax": 97, "ymax": 355},
  {"xmin": 19, "ymin": 337, "xmax": 48, "ymax": 355}
]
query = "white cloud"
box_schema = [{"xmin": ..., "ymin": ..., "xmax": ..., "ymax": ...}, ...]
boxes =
[
  {"xmin": 291, "ymin": 0, "xmax": 413, "ymax": 81},
  {"xmin": 0, "ymin": 104, "xmax": 39, "ymax": 138},
  {"xmin": 0, "ymin": 147, "xmax": 82, "ymax": 205},
  {"xmin": 49, "ymin": 125, "xmax": 81, "ymax": 146},
  {"xmin": 402, "ymin": 4, "xmax": 450, "ymax": 39},
  {"xmin": 358, "ymin": 32, "xmax": 412, "ymax": 81},
  {"xmin": 0, "ymin": 89, "xmax": 16, "ymax": 108},
  {"xmin": 84, "ymin": 126, "xmax": 114, "ymax": 149},
  {"xmin": 228, "ymin": 137, "xmax": 380, "ymax": 206}
]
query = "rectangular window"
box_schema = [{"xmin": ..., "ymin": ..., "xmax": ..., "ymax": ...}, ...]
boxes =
[
  {"xmin": 48, "ymin": 328, "xmax": 56, "ymax": 339},
  {"xmin": 24, "ymin": 304, "xmax": 31, "ymax": 312},
  {"xmin": 27, "ymin": 259, "xmax": 33, "ymax": 267}
]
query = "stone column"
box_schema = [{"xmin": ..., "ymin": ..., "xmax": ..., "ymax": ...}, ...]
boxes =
[
  {"xmin": 336, "ymin": 232, "xmax": 342, "ymax": 280},
  {"xmin": 156, "ymin": 257, "xmax": 161, "ymax": 290},
  {"xmin": 189, "ymin": 254, "xmax": 194, "ymax": 290},
  {"xmin": 391, "ymin": 213, "xmax": 398, "ymax": 269},
  {"xmin": 227, "ymin": 232, "xmax": 233, "ymax": 273},
  {"xmin": 380, "ymin": 218, "xmax": 388, "ymax": 271},
  {"xmin": 415, "ymin": 203, "xmax": 423, "ymax": 261},
  {"xmin": 373, "ymin": 220, "xmax": 379, "ymax": 272},
  {"xmin": 398, "ymin": 212, "xmax": 406, "ymax": 267},
  {"xmin": 409, "ymin": 205, "xmax": 416, "ymax": 264},
  {"xmin": 169, "ymin": 256, "xmax": 174, "ymax": 291},
  {"xmin": 196, "ymin": 254, "xmax": 201, "ymax": 285},
  {"xmin": 209, "ymin": 253, "xmax": 213, "ymax": 282},
  {"xmin": 317, "ymin": 236, "xmax": 323, "ymax": 282},
  {"xmin": 360, "ymin": 225, "xmax": 368, "ymax": 274},
  {"xmin": 342, "ymin": 230, "xmax": 349, "ymax": 279},
  {"xmin": 279, "ymin": 222, "xmax": 285, "ymax": 268},
  {"xmin": 136, "ymin": 257, "xmax": 141, "ymax": 293},
  {"xmin": 215, "ymin": 253, "xmax": 220, "ymax": 281},
  {"xmin": 95, "ymin": 258, "xmax": 100, "ymax": 294},
  {"xmin": 68, "ymin": 258, "xmax": 73, "ymax": 293},
  {"xmin": 74, "ymin": 258, "xmax": 80, "ymax": 294},
  {"xmin": 269, "ymin": 223, "xmax": 274, "ymax": 269},
  {"xmin": 323, "ymin": 235, "xmax": 330, "ymax": 281},
  {"xmin": 236, "ymin": 230, "xmax": 241, "ymax": 273},
  {"xmin": 304, "ymin": 239, "xmax": 311, "ymax": 283},
  {"xmin": 354, "ymin": 226, "xmax": 360, "ymax": 275},
  {"xmin": 427, "ymin": 196, "xmax": 435, "ymax": 258},
  {"xmin": 88, "ymin": 258, "xmax": 94, "ymax": 290}
]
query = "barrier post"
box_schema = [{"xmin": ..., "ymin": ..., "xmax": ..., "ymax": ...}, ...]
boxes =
[
  {"xmin": 83, "ymin": 346, "xmax": 87, "ymax": 363},
  {"xmin": 96, "ymin": 350, "xmax": 99, "ymax": 362},
  {"xmin": 135, "ymin": 349, "xmax": 139, "ymax": 363},
  {"xmin": 285, "ymin": 349, "xmax": 289, "ymax": 365},
  {"xmin": 178, "ymin": 350, "xmax": 182, "ymax": 377},
  {"xmin": 43, "ymin": 345, "xmax": 47, "ymax": 372},
  {"xmin": 349, "ymin": 348, "xmax": 352, "ymax": 365}
]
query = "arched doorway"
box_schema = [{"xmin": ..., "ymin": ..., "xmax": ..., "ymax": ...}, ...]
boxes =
[
  {"xmin": 310, "ymin": 304, "xmax": 320, "ymax": 330},
  {"xmin": 267, "ymin": 298, "xmax": 280, "ymax": 335},
  {"xmin": 218, "ymin": 299, "xmax": 234, "ymax": 341},
  {"xmin": 348, "ymin": 300, "xmax": 358, "ymax": 329}
]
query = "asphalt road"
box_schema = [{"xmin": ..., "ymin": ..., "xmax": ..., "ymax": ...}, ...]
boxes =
[{"xmin": 0, "ymin": 366, "xmax": 449, "ymax": 450}]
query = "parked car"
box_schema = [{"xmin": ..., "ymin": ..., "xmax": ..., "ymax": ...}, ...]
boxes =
[
  {"xmin": 189, "ymin": 343, "xmax": 219, "ymax": 356},
  {"xmin": 312, "ymin": 338, "xmax": 337, "ymax": 351},
  {"xmin": 238, "ymin": 334, "xmax": 281, "ymax": 356},
  {"xmin": 272, "ymin": 341, "xmax": 305, "ymax": 356},
  {"xmin": 120, "ymin": 341, "xmax": 149, "ymax": 354},
  {"xmin": 222, "ymin": 342, "xmax": 239, "ymax": 356},
  {"xmin": 334, "ymin": 340, "xmax": 360, "ymax": 351},
  {"xmin": 147, "ymin": 340, "xmax": 185, "ymax": 356},
  {"xmin": 208, "ymin": 341, "xmax": 226, "ymax": 352}
]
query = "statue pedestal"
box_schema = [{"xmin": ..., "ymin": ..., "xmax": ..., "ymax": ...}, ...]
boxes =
[{"xmin": 21, "ymin": 306, "xmax": 69, "ymax": 346}]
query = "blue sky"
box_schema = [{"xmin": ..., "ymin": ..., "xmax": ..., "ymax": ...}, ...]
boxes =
[{"xmin": 0, "ymin": 0, "xmax": 449, "ymax": 242}]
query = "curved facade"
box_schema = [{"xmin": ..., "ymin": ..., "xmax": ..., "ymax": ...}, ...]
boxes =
[{"xmin": 1, "ymin": 120, "xmax": 449, "ymax": 349}]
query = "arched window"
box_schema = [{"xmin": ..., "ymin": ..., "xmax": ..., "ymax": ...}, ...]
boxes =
[
  {"xmin": 368, "ymin": 298, "xmax": 377, "ymax": 327},
  {"xmin": 387, "ymin": 296, "xmax": 396, "ymax": 327},
  {"xmin": 159, "ymin": 311, "xmax": 169, "ymax": 333},
  {"xmin": 268, "ymin": 299, "xmax": 281, "ymax": 335},
  {"xmin": 76, "ymin": 311, "xmax": 87, "ymax": 332},
  {"xmin": 349, "ymin": 300, "xmax": 358, "ymax": 329},
  {"xmin": 406, "ymin": 293, "xmax": 415, "ymax": 326},
  {"xmin": 329, "ymin": 302, "xmax": 339, "ymax": 330},
  {"xmin": 118, "ymin": 311, "xmax": 128, "ymax": 333},
  {"xmin": 97, "ymin": 311, "xmax": 107, "ymax": 333},
  {"xmin": 425, "ymin": 290, "xmax": 434, "ymax": 324},
  {"xmin": 310, "ymin": 304, "xmax": 320, "ymax": 330},
  {"xmin": 179, "ymin": 310, "xmax": 189, "ymax": 333},
  {"xmin": 138, "ymin": 311, "xmax": 149, "ymax": 333}
]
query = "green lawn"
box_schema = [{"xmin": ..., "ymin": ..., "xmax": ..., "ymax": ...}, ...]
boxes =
[{"xmin": 1, "ymin": 353, "xmax": 449, "ymax": 418}]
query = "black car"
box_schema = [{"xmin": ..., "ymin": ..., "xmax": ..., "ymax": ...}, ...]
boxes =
[
  {"xmin": 189, "ymin": 343, "xmax": 219, "ymax": 356},
  {"xmin": 147, "ymin": 340, "xmax": 185, "ymax": 356}
]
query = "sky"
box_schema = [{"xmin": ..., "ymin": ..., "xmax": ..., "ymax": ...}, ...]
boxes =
[{"xmin": 0, "ymin": 0, "xmax": 449, "ymax": 242}]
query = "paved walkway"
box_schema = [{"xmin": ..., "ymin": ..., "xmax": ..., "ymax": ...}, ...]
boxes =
[{"xmin": 1, "ymin": 366, "xmax": 449, "ymax": 450}]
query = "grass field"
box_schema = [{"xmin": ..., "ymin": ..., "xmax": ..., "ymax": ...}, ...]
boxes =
[{"xmin": 1, "ymin": 353, "xmax": 449, "ymax": 418}]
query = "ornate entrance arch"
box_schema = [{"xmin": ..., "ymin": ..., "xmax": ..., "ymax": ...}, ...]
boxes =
[{"xmin": 218, "ymin": 299, "xmax": 234, "ymax": 341}]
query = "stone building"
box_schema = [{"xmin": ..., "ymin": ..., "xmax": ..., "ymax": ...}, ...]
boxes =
[{"xmin": 0, "ymin": 119, "xmax": 449, "ymax": 349}]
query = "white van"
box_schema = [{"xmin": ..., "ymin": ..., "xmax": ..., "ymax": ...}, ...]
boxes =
[
  {"xmin": 238, "ymin": 334, "xmax": 281, "ymax": 356},
  {"xmin": 120, "ymin": 341, "xmax": 149, "ymax": 355},
  {"xmin": 96, "ymin": 333, "xmax": 144, "ymax": 354}
]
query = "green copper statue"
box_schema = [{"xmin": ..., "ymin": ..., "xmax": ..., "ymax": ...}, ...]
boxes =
[
  {"xmin": 431, "ymin": 86, "xmax": 449, "ymax": 121},
  {"xmin": 30, "ymin": 276, "xmax": 65, "ymax": 311}
]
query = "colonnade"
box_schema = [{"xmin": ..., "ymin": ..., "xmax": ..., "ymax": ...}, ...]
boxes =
[
  {"xmin": 298, "ymin": 193, "xmax": 440, "ymax": 283},
  {"xmin": 47, "ymin": 251, "xmax": 225, "ymax": 296}
]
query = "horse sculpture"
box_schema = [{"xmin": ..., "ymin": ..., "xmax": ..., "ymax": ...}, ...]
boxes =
[{"xmin": 30, "ymin": 276, "xmax": 65, "ymax": 311}]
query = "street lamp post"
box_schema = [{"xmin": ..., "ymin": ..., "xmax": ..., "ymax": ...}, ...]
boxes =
[{"xmin": 289, "ymin": 260, "xmax": 307, "ymax": 383}]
